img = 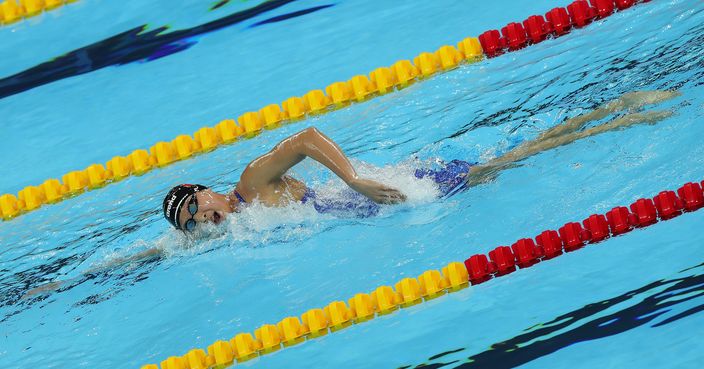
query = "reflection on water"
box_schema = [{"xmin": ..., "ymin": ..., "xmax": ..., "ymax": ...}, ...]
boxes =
[
  {"xmin": 0, "ymin": 2, "xmax": 703, "ymax": 368},
  {"xmin": 0, "ymin": 0, "xmax": 335, "ymax": 99},
  {"xmin": 0, "ymin": 160, "xmax": 438, "ymax": 319},
  {"xmin": 399, "ymin": 262, "xmax": 704, "ymax": 369}
]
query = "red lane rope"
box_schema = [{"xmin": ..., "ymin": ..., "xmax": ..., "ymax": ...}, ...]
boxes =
[
  {"xmin": 478, "ymin": 0, "xmax": 652, "ymax": 58},
  {"xmin": 464, "ymin": 181, "xmax": 703, "ymax": 284}
]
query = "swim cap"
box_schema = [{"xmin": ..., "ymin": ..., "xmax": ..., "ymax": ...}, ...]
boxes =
[{"xmin": 163, "ymin": 184, "xmax": 208, "ymax": 229}]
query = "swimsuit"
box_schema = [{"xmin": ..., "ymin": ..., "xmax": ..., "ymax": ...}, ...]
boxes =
[
  {"xmin": 413, "ymin": 159, "xmax": 476, "ymax": 198},
  {"xmin": 232, "ymin": 190, "xmax": 247, "ymax": 204},
  {"xmin": 233, "ymin": 159, "xmax": 476, "ymax": 218}
]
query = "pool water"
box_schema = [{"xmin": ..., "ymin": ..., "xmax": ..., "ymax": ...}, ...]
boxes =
[{"xmin": 1, "ymin": 1, "xmax": 703, "ymax": 368}]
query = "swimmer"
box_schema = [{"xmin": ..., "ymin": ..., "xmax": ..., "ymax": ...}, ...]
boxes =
[
  {"xmin": 22, "ymin": 90, "xmax": 678, "ymax": 299},
  {"xmin": 163, "ymin": 90, "xmax": 680, "ymax": 232},
  {"xmin": 162, "ymin": 126, "xmax": 408, "ymax": 232}
]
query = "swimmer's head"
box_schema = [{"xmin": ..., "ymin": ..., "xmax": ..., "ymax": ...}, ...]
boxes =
[{"xmin": 163, "ymin": 184, "xmax": 234, "ymax": 231}]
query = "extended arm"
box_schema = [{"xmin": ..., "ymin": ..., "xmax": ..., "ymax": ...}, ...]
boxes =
[
  {"xmin": 241, "ymin": 127, "xmax": 406, "ymax": 204},
  {"xmin": 23, "ymin": 247, "xmax": 162, "ymax": 299}
]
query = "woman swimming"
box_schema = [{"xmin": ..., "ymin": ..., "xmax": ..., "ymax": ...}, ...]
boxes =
[
  {"xmin": 162, "ymin": 125, "xmax": 407, "ymax": 231},
  {"xmin": 163, "ymin": 90, "xmax": 679, "ymax": 232},
  {"xmin": 23, "ymin": 90, "xmax": 678, "ymax": 298}
]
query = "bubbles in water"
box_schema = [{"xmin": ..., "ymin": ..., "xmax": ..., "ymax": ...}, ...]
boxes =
[
  {"xmin": 317, "ymin": 159, "xmax": 440, "ymax": 203},
  {"xmin": 222, "ymin": 200, "xmax": 322, "ymax": 245},
  {"xmin": 93, "ymin": 159, "xmax": 447, "ymax": 266}
]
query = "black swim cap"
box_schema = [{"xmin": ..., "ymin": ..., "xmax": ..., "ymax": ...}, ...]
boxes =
[{"xmin": 163, "ymin": 184, "xmax": 208, "ymax": 230}]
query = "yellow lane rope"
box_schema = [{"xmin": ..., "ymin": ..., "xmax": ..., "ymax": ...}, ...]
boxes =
[{"xmin": 0, "ymin": 37, "xmax": 483, "ymax": 221}]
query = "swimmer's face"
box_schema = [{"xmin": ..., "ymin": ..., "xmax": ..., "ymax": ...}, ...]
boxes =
[{"xmin": 178, "ymin": 189, "xmax": 232, "ymax": 230}]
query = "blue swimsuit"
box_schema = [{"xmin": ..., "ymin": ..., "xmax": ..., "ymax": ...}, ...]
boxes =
[{"xmin": 234, "ymin": 159, "xmax": 475, "ymax": 218}]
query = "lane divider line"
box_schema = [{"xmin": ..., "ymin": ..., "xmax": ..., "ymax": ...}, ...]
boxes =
[
  {"xmin": 140, "ymin": 178, "xmax": 702, "ymax": 369},
  {"xmin": 1, "ymin": 0, "xmax": 650, "ymax": 222}
]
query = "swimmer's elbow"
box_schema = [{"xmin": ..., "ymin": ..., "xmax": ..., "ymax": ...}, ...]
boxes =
[
  {"xmin": 300, "ymin": 126, "xmax": 322, "ymax": 135},
  {"xmin": 293, "ymin": 127, "xmax": 324, "ymax": 155},
  {"xmin": 300, "ymin": 127, "xmax": 323, "ymax": 144}
]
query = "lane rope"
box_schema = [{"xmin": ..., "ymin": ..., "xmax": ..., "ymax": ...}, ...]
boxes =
[
  {"xmin": 0, "ymin": 36, "xmax": 483, "ymax": 221},
  {"xmin": 142, "ymin": 180, "xmax": 702, "ymax": 369},
  {"xmin": 132, "ymin": 1, "xmax": 663, "ymax": 368},
  {"xmin": 1, "ymin": 0, "xmax": 651, "ymax": 221},
  {"xmin": 0, "ymin": 0, "xmax": 648, "ymax": 222}
]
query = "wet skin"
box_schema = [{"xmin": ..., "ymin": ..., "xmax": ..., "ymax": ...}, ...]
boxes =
[
  {"xmin": 178, "ymin": 90, "xmax": 680, "ymax": 230},
  {"xmin": 176, "ymin": 127, "xmax": 408, "ymax": 230}
]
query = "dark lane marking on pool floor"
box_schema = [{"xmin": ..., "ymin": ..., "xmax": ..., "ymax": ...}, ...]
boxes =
[
  {"xmin": 398, "ymin": 262, "xmax": 704, "ymax": 369},
  {"xmin": 249, "ymin": 4, "xmax": 335, "ymax": 28},
  {"xmin": 211, "ymin": 0, "xmax": 233, "ymax": 11},
  {"xmin": 0, "ymin": 0, "xmax": 334, "ymax": 100}
]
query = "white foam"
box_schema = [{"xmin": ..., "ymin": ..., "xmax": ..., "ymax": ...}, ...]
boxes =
[
  {"xmin": 96, "ymin": 159, "xmax": 446, "ymax": 264},
  {"xmin": 351, "ymin": 159, "xmax": 440, "ymax": 203}
]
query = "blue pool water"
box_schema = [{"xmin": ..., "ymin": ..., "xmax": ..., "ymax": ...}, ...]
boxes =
[{"xmin": 1, "ymin": 0, "xmax": 704, "ymax": 368}]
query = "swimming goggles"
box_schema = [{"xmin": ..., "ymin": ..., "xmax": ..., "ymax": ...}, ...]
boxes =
[{"xmin": 183, "ymin": 194, "xmax": 199, "ymax": 232}]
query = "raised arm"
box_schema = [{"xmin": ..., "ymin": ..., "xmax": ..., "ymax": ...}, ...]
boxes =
[
  {"xmin": 241, "ymin": 127, "xmax": 406, "ymax": 204},
  {"xmin": 243, "ymin": 127, "xmax": 358, "ymax": 184}
]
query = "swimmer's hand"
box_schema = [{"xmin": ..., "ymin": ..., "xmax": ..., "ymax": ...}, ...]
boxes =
[
  {"xmin": 22, "ymin": 281, "xmax": 64, "ymax": 300},
  {"xmin": 349, "ymin": 178, "xmax": 407, "ymax": 204}
]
